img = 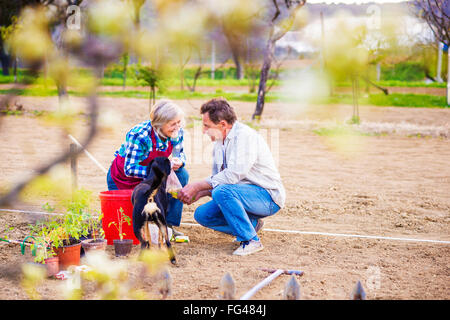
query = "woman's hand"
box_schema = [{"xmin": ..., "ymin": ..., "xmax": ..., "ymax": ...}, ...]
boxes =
[{"xmin": 171, "ymin": 157, "xmax": 183, "ymax": 171}]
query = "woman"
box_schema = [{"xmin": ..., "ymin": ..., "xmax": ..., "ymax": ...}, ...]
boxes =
[{"xmin": 107, "ymin": 99, "xmax": 189, "ymax": 233}]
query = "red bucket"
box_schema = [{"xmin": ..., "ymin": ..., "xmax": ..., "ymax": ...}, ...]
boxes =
[{"xmin": 99, "ymin": 190, "xmax": 139, "ymax": 245}]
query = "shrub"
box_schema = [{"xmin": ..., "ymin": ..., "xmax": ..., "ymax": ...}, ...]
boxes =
[{"xmin": 381, "ymin": 62, "xmax": 426, "ymax": 81}]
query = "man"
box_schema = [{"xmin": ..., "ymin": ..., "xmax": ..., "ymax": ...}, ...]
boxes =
[{"xmin": 178, "ymin": 98, "xmax": 285, "ymax": 256}]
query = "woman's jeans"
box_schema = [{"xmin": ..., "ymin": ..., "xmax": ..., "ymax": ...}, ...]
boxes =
[
  {"xmin": 107, "ymin": 166, "xmax": 189, "ymax": 227},
  {"xmin": 194, "ymin": 184, "xmax": 280, "ymax": 242}
]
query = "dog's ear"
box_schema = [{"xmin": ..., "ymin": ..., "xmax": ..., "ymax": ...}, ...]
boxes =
[
  {"xmin": 151, "ymin": 157, "xmax": 171, "ymax": 180},
  {"xmin": 162, "ymin": 157, "xmax": 172, "ymax": 176}
]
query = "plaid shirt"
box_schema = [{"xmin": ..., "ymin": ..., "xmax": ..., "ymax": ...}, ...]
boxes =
[{"xmin": 114, "ymin": 120, "xmax": 186, "ymax": 179}]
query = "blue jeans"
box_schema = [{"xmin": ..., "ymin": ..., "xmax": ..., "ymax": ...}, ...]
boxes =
[
  {"xmin": 107, "ymin": 166, "xmax": 189, "ymax": 227},
  {"xmin": 194, "ymin": 184, "xmax": 280, "ymax": 242}
]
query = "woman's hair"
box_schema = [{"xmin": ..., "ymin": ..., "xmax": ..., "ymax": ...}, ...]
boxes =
[
  {"xmin": 150, "ymin": 99, "xmax": 185, "ymax": 130},
  {"xmin": 200, "ymin": 98, "xmax": 237, "ymax": 124}
]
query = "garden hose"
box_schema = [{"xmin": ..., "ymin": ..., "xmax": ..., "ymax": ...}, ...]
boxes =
[
  {"xmin": 0, "ymin": 236, "xmax": 37, "ymax": 256},
  {"xmin": 22, "ymin": 236, "xmax": 37, "ymax": 256}
]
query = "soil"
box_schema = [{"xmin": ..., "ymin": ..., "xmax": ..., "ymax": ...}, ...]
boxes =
[{"xmin": 0, "ymin": 95, "xmax": 449, "ymax": 300}]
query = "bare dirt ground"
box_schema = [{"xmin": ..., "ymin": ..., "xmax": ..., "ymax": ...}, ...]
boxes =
[{"xmin": 0, "ymin": 95, "xmax": 449, "ymax": 300}]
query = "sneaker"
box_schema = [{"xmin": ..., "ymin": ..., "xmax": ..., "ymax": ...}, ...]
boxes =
[
  {"xmin": 232, "ymin": 240, "xmax": 264, "ymax": 256},
  {"xmin": 168, "ymin": 226, "xmax": 184, "ymax": 237}
]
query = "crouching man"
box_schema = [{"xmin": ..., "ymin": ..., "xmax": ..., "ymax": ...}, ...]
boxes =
[{"xmin": 178, "ymin": 98, "xmax": 285, "ymax": 256}]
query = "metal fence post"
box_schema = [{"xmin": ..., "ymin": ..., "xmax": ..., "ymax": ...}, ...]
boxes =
[{"xmin": 70, "ymin": 143, "xmax": 78, "ymax": 193}]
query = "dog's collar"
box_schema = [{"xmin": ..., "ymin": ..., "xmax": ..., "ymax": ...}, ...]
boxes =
[{"xmin": 147, "ymin": 187, "xmax": 158, "ymax": 204}]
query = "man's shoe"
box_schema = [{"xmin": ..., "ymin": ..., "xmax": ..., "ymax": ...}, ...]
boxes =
[{"xmin": 232, "ymin": 240, "xmax": 264, "ymax": 256}]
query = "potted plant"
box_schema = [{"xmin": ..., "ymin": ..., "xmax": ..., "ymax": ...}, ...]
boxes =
[
  {"xmin": 30, "ymin": 224, "xmax": 59, "ymax": 278},
  {"xmin": 47, "ymin": 190, "xmax": 93, "ymax": 270},
  {"xmin": 47, "ymin": 216, "xmax": 83, "ymax": 270},
  {"xmin": 108, "ymin": 207, "xmax": 133, "ymax": 257},
  {"xmin": 80, "ymin": 212, "xmax": 107, "ymax": 255}
]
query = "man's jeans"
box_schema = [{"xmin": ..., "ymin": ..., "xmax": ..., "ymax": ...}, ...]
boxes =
[
  {"xmin": 106, "ymin": 166, "xmax": 189, "ymax": 227},
  {"xmin": 194, "ymin": 184, "xmax": 280, "ymax": 242}
]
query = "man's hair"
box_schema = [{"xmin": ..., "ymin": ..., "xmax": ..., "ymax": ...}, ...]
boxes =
[{"xmin": 200, "ymin": 98, "xmax": 237, "ymax": 125}]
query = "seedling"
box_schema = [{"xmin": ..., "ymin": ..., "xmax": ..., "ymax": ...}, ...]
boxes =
[
  {"xmin": 1, "ymin": 224, "xmax": 14, "ymax": 240},
  {"xmin": 108, "ymin": 207, "xmax": 131, "ymax": 241},
  {"xmin": 35, "ymin": 189, "xmax": 93, "ymax": 249},
  {"xmin": 29, "ymin": 223, "xmax": 56, "ymax": 263},
  {"xmin": 83, "ymin": 211, "xmax": 105, "ymax": 241}
]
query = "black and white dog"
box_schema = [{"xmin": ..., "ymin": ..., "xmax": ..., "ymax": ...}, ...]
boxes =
[{"xmin": 131, "ymin": 157, "xmax": 176, "ymax": 264}]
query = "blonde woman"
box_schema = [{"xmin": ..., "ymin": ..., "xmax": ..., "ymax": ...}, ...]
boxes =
[{"xmin": 107, "ymin": 99, "xmax": 189, "ymax": 232}]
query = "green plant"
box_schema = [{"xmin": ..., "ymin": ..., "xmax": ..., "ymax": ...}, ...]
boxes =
[
  {"xmin": 347, "ymin": 116, "xmax": 361, "ymax": 125},
  {"xmin": 313, "ymin": 125, "xmax": 370, "ymax": 137},
  {"xmin": 42, "ymin": 202, "xmax": 55, "ymax": 213},
  {"xmin": 84, "ymin": 212, "xmax": 105, "ymax": 241},
  {"xmin": 1, "ymin": 224, "xmax": 14, "ymax": 240},
  {"xmin": 29, "ymin": 223, "xmax": 56, "ymax": 264},
  {"xmin": 136, "ymin": 65, "xmax": 163, "ymax": 107},
  {"xmin": 381, "ymin": 62, "xmax": 426, "ymax": 81},
  {"xmin": 41, "ymin": 189, "xmax": 93, "ymax": 248},
  {"xmin": 108, "ymin": 207, "xmax": 131, "ymax": 241}
]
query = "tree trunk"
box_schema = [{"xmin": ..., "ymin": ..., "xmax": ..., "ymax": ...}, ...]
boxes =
[
  {"xmin": 187, "ymin": 66, "xmax": 202, "ymax": 92},
  {"xmin": 447, "ymin": 49, "xmax": 449, "ymax": 106},
  {"xmin": 56, "ymin": 54, "xmax": 69, "ymax": 109},
  {"xmin": 252, "ymin": 36, "xmax": 275, "ymax": 120},
  {"xmin": 180, "ymin": 68, "xmax": 184, "ymax": 91},
  {"xmin": 0, "ymin": 49, "xmax": 10, "ymax": 76},
  {"xmin": 13, "ymin": 57, "xmax": 18, "ymax": 83},
  {"xmin": 376, "ymin": 62, "xmax": 381, "ymax": 82},
  {"xmin": 57, "ymin": 83, "xmax": 68, "ymax": 110},
  {"xmin": 223, "ymin": 29, "xmax": 244, "ymax": 80},
  {"xmin": 436, "ymin": 42, "xmax": 443, "ymax": 82},
  {"xmin": 211, "ymin": 41, "xmax": 216, "ymax": 79},
  {"xmin": 351, "ymin": 75, "xmax": 360, "ymax": 123},
  {"xmin": 123, "ymin": 54, "xmax": 128, "ymax": 90},
  {"xmin": 149, "ymin": 87, "xmax": 153, "ymax": 113},
  {"xmin": 251, "ymin": 0, "xmax": 306, "ymax": 120},
  {"xmin": 231, "ymin": 50, "xmax": 243, "ymax": 80}
]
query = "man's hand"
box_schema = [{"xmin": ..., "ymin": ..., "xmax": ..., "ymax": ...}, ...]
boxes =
[
  {"xmin": 178, "ymin": 180, "xmax": 212, "ymax": 205},
  {"xmin": 178, "ymin": 182, "xmax": 198, "ymax": 204},
  {"xmin": 191, "ymin": 189, "xmax": 212, "ymax": 203}
]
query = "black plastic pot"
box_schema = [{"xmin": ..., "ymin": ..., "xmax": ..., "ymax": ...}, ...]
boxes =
[{"xmin": 113, "ymin": 239, "xmax": 133, "ymax": 257}]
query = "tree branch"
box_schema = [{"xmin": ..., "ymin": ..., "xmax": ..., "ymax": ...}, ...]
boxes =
[
  {"xmin": 272, "ymin": 0, "xmax": 281, "ymax": 22},
  {"xmin": 0, "ymin": 87, "xmax": 99, "ymax": 207}
]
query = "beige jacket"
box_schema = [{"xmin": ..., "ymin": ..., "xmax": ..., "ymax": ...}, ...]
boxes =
[{"xmin": 205, "ymin": 121, "xmax": 286, "ymax": 208}]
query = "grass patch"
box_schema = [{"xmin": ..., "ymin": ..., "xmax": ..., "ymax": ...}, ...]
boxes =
[
  {"xmin": 313, "ymin": 125, "xmax": 371, "ymax": 137},
  {"xmin": 97, "ymin": 89, "xmax": 265, "ymax": 102},
  {"xmin": 374, "ymin": 80, "xmax": 446, "ymax": 88},
  {"xmin": 0, "ymin": 85, "xmax": 446, "ymax": 108},
  {"xmin": 3, "ymin": 68, "xmax": 446, "ymax": 89},
  {"xmin": 310, "ymin": 93, "xmax": 447, "ymax": 108},
  {"xmin": 367, "ymin": 93, "xmax": 447, "ymax": 108},
  {"xmin": 334, "ymin": 80, "xmax": 446, "ymax": 88}
]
